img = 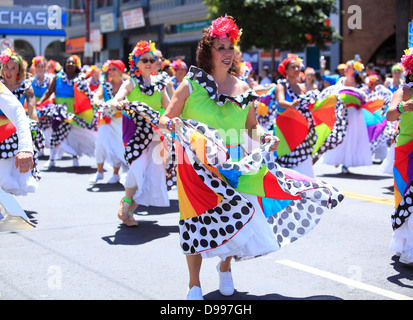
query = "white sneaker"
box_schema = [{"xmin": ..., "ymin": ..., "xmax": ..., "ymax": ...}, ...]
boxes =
[
  {"xmin": 107, "ymin": 174, "xmax": 120, "ymax": 184},
  {"xmin": 43, "ymin": 159, "xmax": 55, "ymax": 169},
  {"xmin": 73, "ymin": 157, "xmax": 79, "ymax": 167},
  {"xmin": 400, "ymin": 249, "xmax": 413, "ymax": 266},
  {"xmin": 186, "ymin": 286, "xmax": 203, "ymax": 300},
  {"xmin": 89, "ymin": 172, "xmax": 104, "ymax": 184},
  {"xmin": 217, "ymin": 261, "xmax": 235, "ymax": 296}
]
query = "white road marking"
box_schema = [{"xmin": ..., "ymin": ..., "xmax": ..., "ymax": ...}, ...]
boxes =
[{"xmin": 276, "ymin": 259, "xmax": 413, "ymax": 300}]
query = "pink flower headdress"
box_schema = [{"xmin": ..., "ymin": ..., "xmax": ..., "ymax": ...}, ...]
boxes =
[
  {"xmin": 32, "ymin": 56, "xmax": 45, "ymax": 67},
  {"xmin": 209, "ymin": 16, "xmax": 242, "ymax": 45},
  {"xmin": 401, "ymin": 48, "xmax": 413, "ymax": 75},
  {"xmin": 171, "ymin": 59, "xmax": 187, "ymax": 71},
  {"xmin": 0, "ymin": 47, "xmax": 21, "ymax": 65}
]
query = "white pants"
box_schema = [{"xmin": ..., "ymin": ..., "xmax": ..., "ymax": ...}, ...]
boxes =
[{"xmin": 124, "ymin": 140, "xmax": 169, "ymax": 207}]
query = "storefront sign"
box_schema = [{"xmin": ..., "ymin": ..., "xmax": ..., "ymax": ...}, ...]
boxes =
[
  {"xmin": 100, "ymin": 12, "xmax": 116, "ymax": 33},
  {"xmin": 122, "ymin": 8, "xmax": 145, "ymax": 30},
  {"xmin": 176, "ymin": 20, "xmax": 210, "ymax": 33}
]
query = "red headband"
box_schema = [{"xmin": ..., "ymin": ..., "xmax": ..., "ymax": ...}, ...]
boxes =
[
  {"xmin": 105, "ymin": 60, "xmax": 125, "ymax": 73},
  {"xmin": 278, "ymin": 55, "xmax": 302, "ymax": 77}
]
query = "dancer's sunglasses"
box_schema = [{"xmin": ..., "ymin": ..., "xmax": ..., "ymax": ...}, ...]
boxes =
[{"xmin": 139, "ymin": 58, "xmax": 156, "ymax": 64}]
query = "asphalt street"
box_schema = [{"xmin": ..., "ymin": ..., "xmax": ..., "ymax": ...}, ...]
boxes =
[{"xmin": 1, "ymin": 151, "xmax": 412, "ymax": 302}]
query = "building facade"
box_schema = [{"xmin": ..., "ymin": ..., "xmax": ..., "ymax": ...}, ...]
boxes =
[
  {"xmin": 63, "ymin": 0, "xmax": 413, "ymax": 74},
  {"xmin": 0, "ymin": 0, "xmax": 67, "ymax": 63},
  {"xmin": 66, "ymin": 0, "xmax": 208, "ymax": 66}
]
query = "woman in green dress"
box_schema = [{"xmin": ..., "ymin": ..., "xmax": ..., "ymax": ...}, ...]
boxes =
[
  {"xmin": 160, "ymin": 16, "xmax": 343, "ymax": 300},
  {"xmin": 110, "ymin": 41, "xmax": 170, "ymax": 227}
]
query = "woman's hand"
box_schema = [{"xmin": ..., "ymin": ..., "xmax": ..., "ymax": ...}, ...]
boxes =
[
  {"xmin": 401, "ymin": 99, "xmax": 413, "ymax": 113},
  {"xmin": 166, "ymin": 117, "xmax": 183, "ymax": 132},
  {"xmin": 15, "ymin": 151, "xmax": 34, "ymax": 174},
  {"xmin": 291, "ymin": 99, "xmax": 300, "ymax": 108},
  {"xmin": 264, "ymin": 135, "xmax": 280, "ymax": 151},
  {"xmin": 107, "ymin": 99, "xmax": 128, "ymax": 111}
]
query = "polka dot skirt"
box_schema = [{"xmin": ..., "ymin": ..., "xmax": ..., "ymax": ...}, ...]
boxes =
[{"xmin": 175, "ymin": 119, "xmax": 344, "ymax": 257}]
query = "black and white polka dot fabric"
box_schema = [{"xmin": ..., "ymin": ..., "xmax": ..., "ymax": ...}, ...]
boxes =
[
  {"xmin": 0, "ymin": 119, "xmax": 45, "ymax": 180},
  {"xmin": 175, "ymin": 119, "xmax": 344, "ymax": 257},
  {"xmin": 392, "ymin": 182, "xmax": 413, "ymax": 230},
  {"xmin": 123, "ymin": 101, "xmax": 161, "ymax": 165}
]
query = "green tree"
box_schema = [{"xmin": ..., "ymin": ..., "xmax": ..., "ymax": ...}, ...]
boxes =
[{"xmin": 204, "ymin": 0, "xmax": 340, "ymax": 71}]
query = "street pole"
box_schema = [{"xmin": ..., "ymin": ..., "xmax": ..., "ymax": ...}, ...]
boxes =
[{"xmin": 85, "ymin": 0, "xmax": 91, "ymax": 65}]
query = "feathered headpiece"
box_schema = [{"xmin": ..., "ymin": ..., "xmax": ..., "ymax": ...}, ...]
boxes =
[
  {"xmin": 209, "ymin": 16, "xmax": 242, "ymax": 45},
  {"xmin": 128, "ymin": 40, "xmax": 156, "ymax": 76}
]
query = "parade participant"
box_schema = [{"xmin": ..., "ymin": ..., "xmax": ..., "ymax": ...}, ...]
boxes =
[
  {"xmin": 109, "ymin": 40, "xmax": 170, "ymax": 227},
  {"xmin": 364, "ymin": 74, "xmax": 394, "ymax": 162},
  {"xmin": 0, "ymin": 48, "xmax": 38, "ymax": 122},
  {"xmin": 46, "ymin": 59, "xmax": 62, "ymax": 76},
  {"xmin": 32, "ymin": 56, "xmax": 53, "ymax": 149},
  {"xmin": 321, "ymin": 60, "xmax": 370, "ymax": 174},
  {"xmin": 90, "ymin": 59, "xmax": 127, "ymax": 184},
  {"xmin": 385, "ymin": 63, "xmax": 404, "ymax": 94},
  {"xmin": 86, "ymin": 65, "xmax": 101, "ymax": 92},
  {"xmin": 304, "ymin": 67, "xmax": 318, "ymax": 91},
  {"xmin": 386, "ymin": 48, "xmax": 413, "ymax": 266},
  {"xmin": 155, "ymin": 49, "xmax": 174, "ymax": 98},
  {"xmin": 0, "ymin": 82, "xmax": 36, "ymax": 230},
  {"xmin": 160, "ymin": 16, "xmax": 344, "ymax": 300},
  {"xmin": 275, "ymin": 55, "xmax": 317, "ymax": 178},
  {"xmin": 171, "ymin": 58, "xmax": 188, "ymax": 89},
  {"xmin": 31, "ymin": 56, "xmax": 52, "ymax": 103},
  {"xmin": 38, "ymin": 55, "xmax": 97, "ymax": 168}
]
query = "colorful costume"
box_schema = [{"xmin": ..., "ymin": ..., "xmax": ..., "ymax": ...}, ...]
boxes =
[
  {"xmin": 0, "ymin": 82, "xmax": 38, "ymax": 230},
  {"xmin": 390, "ymin": 96, "xmax": 413, "ymax": 256},
  {"xmin": 321, "ymin": 78, "xmax": 372, "ymax": 168},
  {"xmin": 175, "ymin": 66, "xmax": 344, "ymax": 260},
  {"xmin": 123, "ymin": 72, "xmax": 169, "ymax": 206},
  {"xmin": 45, "ymin": 70, "xmax": 97, "ymax": 161},
  {"xmin": 272, "ymin": 79, "xmax": 317, "ymax": 177},
  {"xmin": 94, "ymin": 77, "xmax": 127, "ymax": 172}
]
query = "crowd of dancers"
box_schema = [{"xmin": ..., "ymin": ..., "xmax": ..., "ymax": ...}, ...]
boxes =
[{"xmin": 0, "ymin": 16, "xmax": 412, "ymax": 300}]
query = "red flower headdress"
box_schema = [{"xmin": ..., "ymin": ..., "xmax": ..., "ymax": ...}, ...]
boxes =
[
  {"xmin": 209, "ymin": 16, "xmax": 242, "ymax": 45},
  {"xmin": 128, "ymin": 40, "xmax": 156, "ymax": 76}
]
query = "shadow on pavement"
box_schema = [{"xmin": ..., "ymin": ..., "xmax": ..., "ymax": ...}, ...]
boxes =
[
  {"xmin": 87, "ymin": 183, "xmax": 125, "ymax": 192},
  {"xmin": 203, "ymin": 289, "xmax": 342, "ymax": 300},
  {"xmin": 319, "ymin": 173, "xmax": 392, "ymax": 181},
  {"xmin": 41, "ymin": 165, "xmax": 96, "ymax": 175},
  {"xmin": 101, "ymin": 220, "xmax": 179, "ymax": 246},
  {"xmin": 134, "ymin": 199, "xmax": 180, "ymax": 216},
  {"xmin": 387, "ymin": 255, "xmax": 413, "ymax": 289}
]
